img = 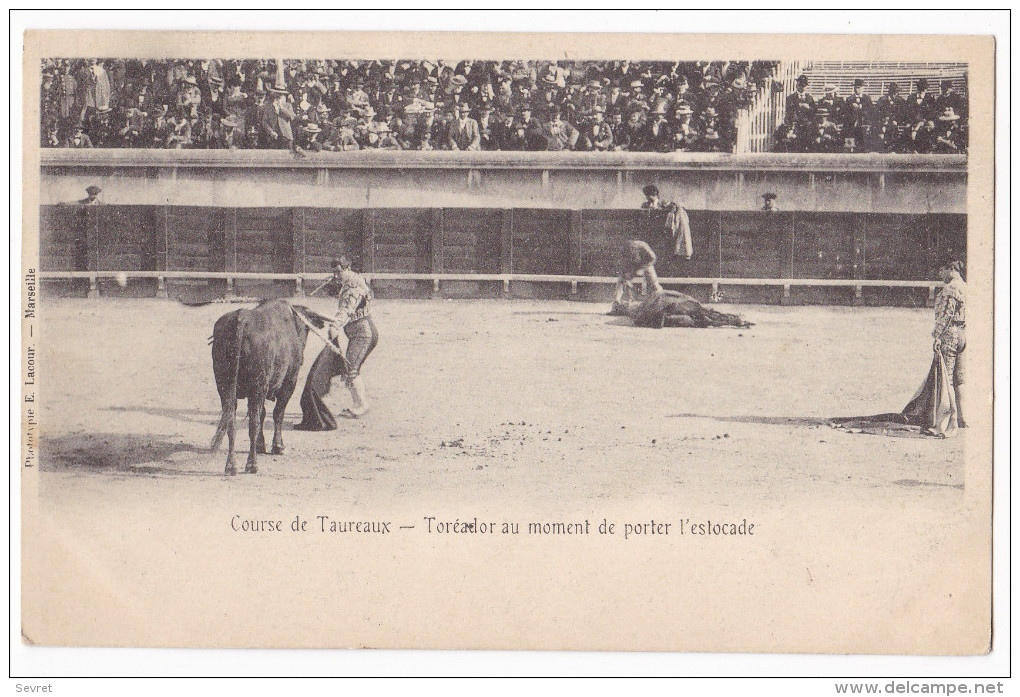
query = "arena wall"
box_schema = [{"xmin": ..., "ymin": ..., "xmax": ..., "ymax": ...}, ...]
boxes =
[{"xmin": 40, "ymin": 150, "xmax": 966, "ymax": 213}]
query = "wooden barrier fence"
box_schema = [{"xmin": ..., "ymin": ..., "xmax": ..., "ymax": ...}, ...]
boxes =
[{"xmin": 37, "ymin": 204, "xmax": 965, "ymax": 306}]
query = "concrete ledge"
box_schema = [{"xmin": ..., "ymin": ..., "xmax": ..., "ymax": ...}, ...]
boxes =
[{"xmin": 39, "ymin": 148, "xmax": 968, "ymax": 173}]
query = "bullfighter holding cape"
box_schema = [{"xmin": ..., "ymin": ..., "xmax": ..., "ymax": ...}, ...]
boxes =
[
  {"xmin": 830, "ymin": 258, "xmax": 967, "ymax": 438},
  {"xmin": 295, "ymin": 257, "xmax": 379, "ymax": 431}
]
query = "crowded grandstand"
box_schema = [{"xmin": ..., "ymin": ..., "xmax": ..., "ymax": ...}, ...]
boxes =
[{"xmin": 40, "ymin": 58, "xmax": 967, "ymax": 155}]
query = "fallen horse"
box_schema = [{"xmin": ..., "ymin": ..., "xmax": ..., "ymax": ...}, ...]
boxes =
[{"xmin": 623, "ymin": 290, "xmax": 754, "ymax": 329}]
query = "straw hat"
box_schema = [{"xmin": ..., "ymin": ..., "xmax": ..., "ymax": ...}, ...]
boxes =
[{"xmin": 938, "ymin": 107, "xmax": 961, "ymax": 121}]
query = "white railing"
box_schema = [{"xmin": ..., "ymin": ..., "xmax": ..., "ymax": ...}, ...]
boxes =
[
  {"xmin": 38, "ymin": 270, "xmax": 940, "ymax": 304},
  {"xmin": 735, "ymin": 61, "xmax": 808, "ymax": 154}
]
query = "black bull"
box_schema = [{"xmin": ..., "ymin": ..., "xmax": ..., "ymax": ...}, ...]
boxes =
[{"xmin": 210, "ymin": 299, "xmax": 330, "ymax": 475}]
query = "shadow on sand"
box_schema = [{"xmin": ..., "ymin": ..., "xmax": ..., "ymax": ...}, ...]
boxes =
[
  {"xmin": 666, "ymin": 413, "xmax": 828, "ymax": 427},
  {"xmin": 40, "ymin": 432, "xmax": 216, "ymax": 477},
  {"xmin": 668, "ymin": 412, "xmax": 938, "ymax": 439},
  {"xmin": 511, "ymin": 310, "xmax": 604, "ymax": 316},
  {"xmin": 105, "ymin": 405, "xmax": 225, "ymax": 426},
  {"xmin": 894, "ymin": 478, "xmax": 963, "ymax": 490}
]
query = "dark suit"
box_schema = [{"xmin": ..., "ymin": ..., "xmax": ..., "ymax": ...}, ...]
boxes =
[
  {"xmin": 478, "ymin": 116, "xmax": 498, "ymax": 151},
  {"xmin": 504, "ymin": 126, "xmax": 528, "ymax": 151},
  {"xmin": 543, "ymin": 119, "xmax": 579, "ymax": 151},
  {"xmin": 903, "ymin": 92, "xmax": 936, "ymax": 124},
  {"xmin": 669, "ymin": 121, "xmax": 699, "ymax": 151},
  {"xmin": 617, "ymin": 121, "xmax": 645, "ymax": 151},
  {"xmin": 516, "ymin": 116, "xmax": 546, "ymax": 150},
  {"xmin": 643, "ymin": 119, "xmax": 674, "ymax": 153},
  {"xmin": 932, "ymin": 123, "xmax": 964, "ymax": 153},
  {"xmin": 840, "ymin": 93, "xmax": 872, "ymax": 125},
  {"xmin": 260, "ymin": 100, "xmax": 296, "ymax": 148},
  {"xmin": 935, "ymin": 91, "xmax": 967, "ymax": 121},
  {"xmin": 785, "ymin": 89, "xmax": 815, "ymax": 125},
  {"xmin": 577, "ymin": 90, "xmax": 608, "ymax": 119},
  {"xmin": 809, "ymin": 123, "xmax": 841, "ymax": 153},
  {"xmin": 577, "ymin": 121, "xmax": 613, "ymax": 151},
  {"xmin": 673, "ymin": 89, "xmax": 700, "ymax": 114},
  {"xmin": 816, "ymin": 95, "xmax": 844, "ymax": 119},
  {"xmin": 907, "ymin": 123, "xmax": 937, "ymax": 153},
  {"xmin": 874, "ymin": 95, "xmax": 905, "ymax": 124},
  {"xmin": 447, "ymin": 116, "xmax": 481, "ymax": 150},
  {"xmin": 840, "ymin": 92, "xmax": 872, "ymax": 148},
  {"xmin": 606, "ymin": 92, "xmax": 629, "ymax": 116},
  {"xmin": 772, "ymin": 122, "xmax": 802, "ymax": 153}
]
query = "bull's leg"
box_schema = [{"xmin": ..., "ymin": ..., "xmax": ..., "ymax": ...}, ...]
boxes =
[
  {"xmin": 255, "ymin": 402, "xmax": 268, "ymax": 454},
  {"xmin": 271, "ymin": 381, "xmax": 297, "ymax": 455},
  {"xmin": 225, "ymin": 398, "xmax": 238, "ymax": 476},
  {"xmin": 246, "ymin": 395, "xmax": 265, "ymax": 474},
  {"xmin": 271, "ymin": 399, "xmax": 288, "ymax": 455}
]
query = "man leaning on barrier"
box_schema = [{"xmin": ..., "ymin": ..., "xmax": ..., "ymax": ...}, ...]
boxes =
[
  {"xmin": 77, "ymin": 185, "xmax": 102, "ymax": 205},
  {"xmin": 642, "ymin": 183, "xmax": 693, "ymax": 260}
]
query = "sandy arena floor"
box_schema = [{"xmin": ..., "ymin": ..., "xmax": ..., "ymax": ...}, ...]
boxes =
[{"xmin": 23, "ymin": 298, "xmax": 986, "ymax": 654}]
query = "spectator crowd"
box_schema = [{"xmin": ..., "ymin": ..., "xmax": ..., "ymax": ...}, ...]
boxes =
[
  {"xmin": 41, "ymin": 58, "xmax": 780, "ymax": 153},
  {"xmin": 774, "ymin": 75, "xmax": 968, "ymax": 154}
]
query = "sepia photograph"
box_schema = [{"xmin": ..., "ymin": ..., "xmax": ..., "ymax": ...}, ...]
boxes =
[{"xmin": 12, "ymin": 11, "xmax": 1006, "ymax": 686}]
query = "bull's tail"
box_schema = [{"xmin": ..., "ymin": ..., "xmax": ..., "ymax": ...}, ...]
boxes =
[{"xmin": 211, "ymin": 311, "xmax": 248, "ymax": 452}]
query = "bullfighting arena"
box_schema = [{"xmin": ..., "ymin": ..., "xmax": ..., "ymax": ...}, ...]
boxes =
[{"xmin": 25, "ymin": 297, "xmax": 984, "ymax": 653}]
